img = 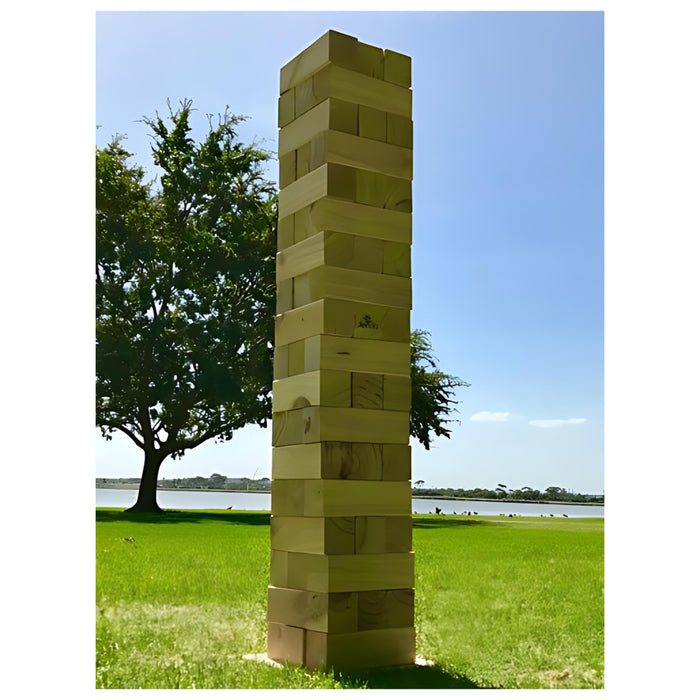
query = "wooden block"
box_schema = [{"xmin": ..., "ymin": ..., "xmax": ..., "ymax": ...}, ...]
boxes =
[
  {"xmin": 324, "ymin": 299, "xmax": 410, "ymax": 342},
  {"xmin": 271, "ymin": 550, "xmax": 414, "ymax": 592},
  {"xmin": 383, "ymin": 241, "xmax": 411, "ymax": 277},
  {"xmin": 267, "ymin": 621, "xmax": 306, "ymax": 665},
  {"xmin": 278, "ymin": 232, "xmax": 389, "ymax": 282},
  {"xmin": 275, "ymin": 301, "xmax": 325, "ymax": 347},
  {"xmin": 386, "ymin": 113, "xmax": 413, "ymax": 149},
  {"xmin": 271, "ymin": 479, "xmax": 411, "ymax": 517},
  {"xmin": 352, "ymin": 372, "xmax": 383, "ymax": 409},
  {"xmin": 273, "ymin": 344, "xmax": 289, "ymax": 380},
  {"xmin": 357, "ymin": 589, "xmax": 414, "ymax": 630},
  {"xmin": 351, "ymin": 443, "xmax": 383, "ymax": 480},
  {"xmin": 322, "ymin": 441, "xmax": 355, "ymax": 478},
  {"xmin": 272, "ymin": 370, "xmax": 351, "ymax": 412},
  {"xmin": 381, "ymin": 444, "xmax": 411, "ymax": 481},
  {"xmin": 292, "ymin": 265, "xmax": 412, "ymax": 310},
  {"xmin": 279, "ymin": 99, "xmax": 331, "ymax": 156},
  {"xmin": 309, "ymin": 130, "xmax": 412, "ymax": 180},
  {"xmin": 383, "ymin": 375, "xmax": 411, "ymax": 411},
  {"xmin": 358, "ymin": 105, "xmax": 387, "ymax": 142},
  {"xmin": 278, "ymin": 164, "xmax": 329, "ymax": 219},
  {"xmin": 383, "ymin": 50, "xmax": 412, "ymax": 88},
  {"xmin": 275, "ymin": 299, "xmax": 410, "ymax": 347},
  {"xmin": 356, "ymin": 42, "xmax": 384, "ymax": 80},
  {"xmin": 278, "ymin": 214, "xmax": 295, "ymax": 251},
  {"xmin": 272, "ymin": 443, "xmax": 324, "ymax": 480},
  {"xmin": 296, "ymin": 141, "xmax": 312, "ymax": 179},
  {"xmin": 293, "ymin": 197, "xmax": 411, "ymax": 245},
  {"xmin": 305, "ymin": 627, "xmax": 415, "ymax": 669},
  {"xmin": 280, "ymin": 31, "xmax": 333, "ymax": 93},
  {"xmin": 279, "ymin": 150, "xmax": 297, "ymax": 189},
  {"xmin": 278, "ymin": 90, "xmax": 296, "ymax": 128},
  {"xmin": 313, "ymin": 64, "xmax": 412, "ymax": 119},
  {"xmin": 294, "ymin": 76, "xmax": 317, "ymax": 118},
  {"xmin": 314, "ymin": 335, "xmax": 410, "ymax": 376},
  {"xmin": 328, "ymin": 98, "xmax": 358, "ymax": 135},
  {"xmin": 355, "ymin": 516, "xmax": 412, "ymax": 554},
  {"xmin": 267, "ymin": 586, "xmax": 358, "ymax": 634},
  {"xmin": 276, "ymin": 277, "xmax": 293, "ymax": 314},
  {"xmin": 270, "ymin": 515, "xmax": 355, "ymax": 554},
  {"xmin": 355, "ymin": 169, "xmax": 412, "ymax": 212},
  {"xmin": 287, "ymin": 339, "xmax": 306, "ymax": 376}
]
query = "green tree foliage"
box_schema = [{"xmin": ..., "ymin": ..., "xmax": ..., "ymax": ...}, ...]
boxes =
[
  {"xmin": 410, "ymin": 330, "xmax": 470, "ymax": 449},
  {"xmin": 96, "ymin": 100, "xmax": 276, "ymax": 512},
  {"xmin": 97, "ymin": 100, "xmax": 468, "ymax": 513}
]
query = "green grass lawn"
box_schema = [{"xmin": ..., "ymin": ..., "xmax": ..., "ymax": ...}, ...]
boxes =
[{"xmin": 96, "ymin": 509, "xmax": 603, "ymax": 689}]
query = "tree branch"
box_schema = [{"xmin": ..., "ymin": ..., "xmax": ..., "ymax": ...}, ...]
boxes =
[{"xmin": 103, "ymin": 421, "xmax": 144, "ymax": 449}]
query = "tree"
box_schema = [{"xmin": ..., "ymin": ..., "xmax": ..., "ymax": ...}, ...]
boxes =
[
  {"xmin": 97, "ymin": 101, "xmax": 468, "ymax": 513},
  {"xmin": 409, "ymin": 330, "xmax": 470, "ymax": 449},
  {"xmin": 97, "ymin": 100, "xmax": 277, "ymax": 512}
]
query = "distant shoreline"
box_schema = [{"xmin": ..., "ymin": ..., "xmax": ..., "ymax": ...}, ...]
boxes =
[{"xmin": 95, "ymin": 485, "xmax": 603, "ymax": 506}]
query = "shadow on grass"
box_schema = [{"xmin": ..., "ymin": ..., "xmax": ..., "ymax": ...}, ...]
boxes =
[
  {"xmin": 95, "ymin": 508, "xmax": 270, "ymax": 527},
  {"xmin": 412, "ymin": 516, "xmax": 503, "ymax": 529},
  {"xmin": 336, "ymin": 662, "xmax": 486, "ymax": 689}
]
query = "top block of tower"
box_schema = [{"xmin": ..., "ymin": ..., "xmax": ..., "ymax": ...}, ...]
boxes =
[{"xmin": 280, "ymin": 30, "xmax": 411, "ymax": 94}]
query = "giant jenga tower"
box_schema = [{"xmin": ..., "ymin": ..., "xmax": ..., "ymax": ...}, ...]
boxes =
[{"xmin": 267, "ymin": 30, "xmax": 414, "ymax": 670}]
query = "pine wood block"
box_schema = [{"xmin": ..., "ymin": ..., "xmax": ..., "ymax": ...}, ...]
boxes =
[
  {"xmin": 355, "ymin": 516, "xmax": 413, "ymax": 554},
  {"xmin": 312, "ymin": 64, "xmax": 412, "ymax": 119},
  {"xmin": 383, "ymin": 241, "xmax": 411, "ymax": 277},
  {"xmin": 272, "ymin": 370, "xmax": 351, "ymax": 412},
  {"xmin": 277, "ymin": 232, "xmax": 388, "ymax": 283},
  {"xmin": 293, "ymin": 197, "xmax": 411, "ymax": 245},
  {"xmin": 296, "ymin": 141, "xmax": 312, "ymax": 179},
  {"xmin": 275, "ymin": 299, "xmax": 409, "ymax": 347},
  {"xmin": 276, "ymin": 278, "xmax": 293, "ymax": 314},
  {"xmin": 278, "ymin": 164, "xmax": 330, "ymax": 219},
  {"xmin": 358, "ymin": 104, "xmax": 387, "ymax": 142},
  {"xmin": 272, "ymin": 406, "xmax": 409, "ymax": 446},
  {"xmin": 279, "ymin": 99, "xmax": 332, "ymax": 156},
  {"xmin": 383, "ymin": 375, "xmax": 411, "ymax": 411},
  {"xmin": 286, "ymin": 338, "xmax": 306, "ymax": 376},
  {"xmin": 381, "ymin": 444, "xmax": 411, "ymax": 481},
  {"xmin": 350, "ymin": 443, "xmax": 383, "ymax": 480},
  {"xmin": 305, "ymin": 627, "xmax": 415, "ymax": 670},
  {"xmin": 280, "ymin": 31, "xmax": 335, "ymax": 94},
  {"xmin": 270, "ymin": 550, "xmax": 414, "ymax": 592},
  {"xmin": 355, "ymin": 169, "xmax": 412, "ymax": 212},
  {"xmin": 329, "ymin": 98, "xmax": 358, "ymax": 135},
  {"xmin": 357, "ymin": 589, "xmax": 414, "ymax": 630},
  {"xmin": 278, "ymin": 90, "xmax": 296, "ymax": 128},
  {"xmin": 354, "ymin": 41, "xmax": 384, "ymax": 80},
  {"xmin": 352, "ymin": 372, "xmax": 383, "ymax": 409},
  {"xmin": 267, "ymin": 586, "xmax": 359, "ymax": 634},
  {"xmin": 292, "ymin": 265, "xmax": 412, "ymax": 310},
  {"xmin": 267, "ymin": 621, "xmax": 305, "ymax": 665},
  {"xmin": 279, "ymin": 150, "xmax": 297, "ymax": 189},
  {"xmin": 309, "ymin": 130, "xmax": 412, "ymax": 180},
  {"xmin": 270, "ymin": 515, "xmax": 355, "ymax": 554},
  {"xmin": 383, "ymin": 50, "xmax": 412, "ymax": 88},
  {"xmin": 313, "ymin": 335, "xmax": 410, "ymax": 376},
  {"xmin": 271, "ymin": 479, "xmax": 411, "ymax": 517},
  {"xmin": 273, "ymin": 344, "xmax": 289, "ymax": 380},
  {"xmin": 278, "ymin": 214, "xmax": 295, "ymax": 251},
  {"xmin": 272, "ymin": 442, "xmax": 386, "ymax": 481},
  {"xmin": 386, "ymin": 112, "xmax": 413, "ymax": 149}
]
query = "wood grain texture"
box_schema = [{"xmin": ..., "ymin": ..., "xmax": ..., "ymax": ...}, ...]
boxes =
[
  {"xmin": 267, "ymin": 586, "xmax": 359, "ymax": 634},
  {"xmin": 270, "ymin": 515, "xmax": 355, "ymax": 555},
  {"xmin": 267, "ymin": 621, "xmax": 305, "ymax": 665},
  {"xmin": 304, "ymin": 627, "xmax": 415, "ymax": 669}
]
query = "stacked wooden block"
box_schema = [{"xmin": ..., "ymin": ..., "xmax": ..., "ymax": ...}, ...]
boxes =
[{"xmin": 268, "ymin": 30, "xmax": 414, "ymax": 670}]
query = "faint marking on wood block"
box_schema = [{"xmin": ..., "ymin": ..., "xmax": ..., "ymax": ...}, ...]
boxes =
[
  {"xmin": 383, "ymin": 375, "xmax": 411, "ymax": 411},
  {"xmin": 386, "ymin": 112, "xmax": 413, "ymax": 149},
  {"xmin": 358, "ymin": 588, "xmax": 414, "ymax": 630},
  {"xmin": 272, "ymin": 370, "xmax": 351, "ymax": 412},
  {"xmin": 270, "ymin": 516, "xmax": 355, "ymax": 554},
  {"xmin": 383, "ymin": 241, "xmax": 411, "ymax": 277},
  {"xmin": 351, "ymin": 372, "xmax": 383, "ymax": 409},
  {"xmin": 381, "ymin": 444, "xmax": 411, "ymax": 481},
  {"xmin": 383, "ymin": 50, "xmax": 412, "ymax": 88},
  {"xmin": 358, "ymin": 104, "xmax": 387, "ymax": 142}
]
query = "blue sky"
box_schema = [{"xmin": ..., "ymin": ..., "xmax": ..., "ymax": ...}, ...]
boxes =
[{"xmin": 95, "ymin": 10, "xmax": 604, "ymax": 494}]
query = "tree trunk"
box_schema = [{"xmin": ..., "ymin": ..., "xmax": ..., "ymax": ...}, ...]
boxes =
[{"xmin": 126, "ymin": 449, "xmax": 166, "ymax": 513}]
